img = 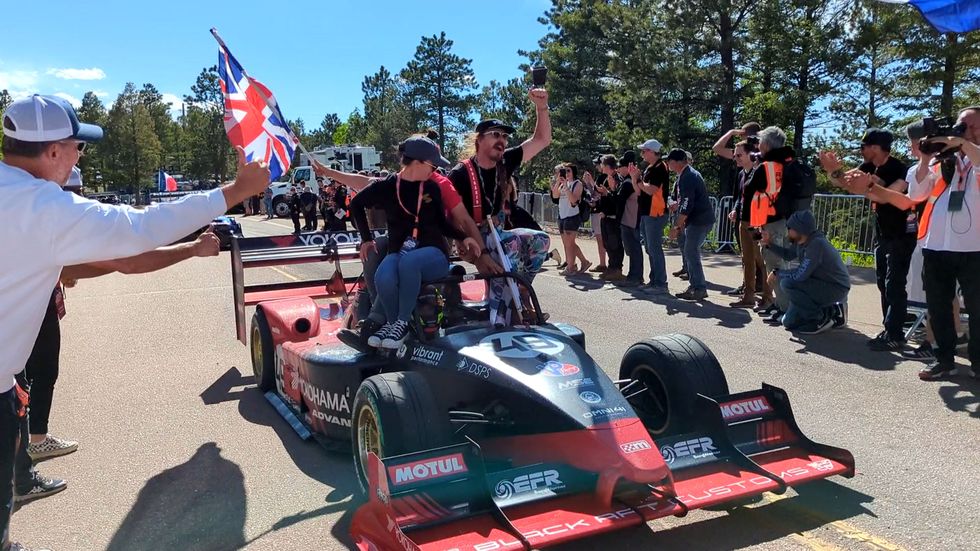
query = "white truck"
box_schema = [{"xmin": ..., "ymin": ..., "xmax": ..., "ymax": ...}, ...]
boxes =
[{"xmin": 267, "ymin": 145, "xmax": 382, "ymax": 218}]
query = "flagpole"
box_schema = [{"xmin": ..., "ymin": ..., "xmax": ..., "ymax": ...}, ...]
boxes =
[{"xmin": 210, "ymin": 28, "xmax": 315, "ymax": 162}]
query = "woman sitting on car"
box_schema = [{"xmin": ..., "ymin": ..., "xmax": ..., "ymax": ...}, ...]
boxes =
[{"xmin": 349, "ymin": 136, "xmax": 481, "ymax": 349}]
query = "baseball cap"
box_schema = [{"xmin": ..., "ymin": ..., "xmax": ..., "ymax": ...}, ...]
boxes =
[
  {"xmin": 475, "ymin": 119, "xmax": 516, "ymax": 135},
  {"xmin": 618, "ymin": 151, "xmax": 637, "ymax": 167},
  {"xmin": 2, "ymin": 94, "xmax": 103, "ymax": 143},
  {"xmin": 400, "ymin": 136, "xmax": 451, "ymax": 168},
  {"xmin": 636, "ymin": 138, "xmax": 663, "ymax": 152},
  {"xmin": 860, "ymin": 128, "xmax": 893, "ymax": 149},
  {"xmin": 665, "ymin": 148, "xmax": 689, "ymax": 162}
]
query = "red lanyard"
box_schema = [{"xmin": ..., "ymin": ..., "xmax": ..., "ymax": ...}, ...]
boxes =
[{"xmin": 395, "ymin": 174, "xmax": 425, "ymax": 239}]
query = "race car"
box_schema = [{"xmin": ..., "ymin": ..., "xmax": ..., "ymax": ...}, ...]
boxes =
[
  {"xmin": 177, "ymin": 215, "xmax": 243, "ymax": 251},
  {"xmin": 229, "ymin": 230, "xmax": 856, "ymax": 551}
]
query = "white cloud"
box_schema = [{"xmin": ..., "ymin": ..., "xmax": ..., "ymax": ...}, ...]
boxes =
[
  {"xmin": 161, "ymin": 92, "xmax": 188, "ymax": 119},
  {"xmin": 47, "ymin": 67, "xmax": 106, "ymax": 80},
  {"xmin": 0, "ymin": 70, "xmax": 39, "ymax": 98},
  {"xmin": 53, "ymin": 92, "xmax": 82, "ymax": 108}
]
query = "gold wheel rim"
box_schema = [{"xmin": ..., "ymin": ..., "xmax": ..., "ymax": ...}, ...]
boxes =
[
  {"xmin": 251, "ymin": 325, "xmax": 263, "ymax": 379},
  {"xmin": 357, "ymin": 405, "xmax": 381, "ymax": 471}
]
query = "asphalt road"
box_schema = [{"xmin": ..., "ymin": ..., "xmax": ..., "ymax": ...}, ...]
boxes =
[{"xmin": 12, "ymin": 215, "xmax": 978, "ymax": 551}]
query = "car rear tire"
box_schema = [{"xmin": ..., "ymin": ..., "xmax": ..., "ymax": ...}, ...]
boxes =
[
  {"xmin": 250, "ymin": 309, "xmax": 276, "ymax": 392},
  {"xmin": 619, "ymin": 333, "xmax": 729, "ymax": 437},
  {"xmin": 351, "ymin": 372, "xmax": 452, "ymax": 493}
]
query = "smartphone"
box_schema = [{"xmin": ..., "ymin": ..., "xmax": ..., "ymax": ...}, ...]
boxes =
[
  {"xmin": 531, "ymin": 66, "xmax": 547, "ymax": 87},
  {"xmin": 558, "ymin": 168, "xmax": 567, "ymax": 178}
]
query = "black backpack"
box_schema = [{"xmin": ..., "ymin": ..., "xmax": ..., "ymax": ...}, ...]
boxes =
[
  {"xmin": 575, "ymin": 181, "xmax": 593, "ymax": 223},
  {"xmin": 783, "ymin": 159, "xmax": 817, "ymax": 212}
]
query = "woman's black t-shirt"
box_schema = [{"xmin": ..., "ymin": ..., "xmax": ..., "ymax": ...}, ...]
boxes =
[{"xmin": 349, "ymin": 174, "xmax": 465, "ymax": 257}]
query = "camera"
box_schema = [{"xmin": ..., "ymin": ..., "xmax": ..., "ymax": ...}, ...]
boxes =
[
  {"xmin": 558, "ymin": 168, "xmax": 567, "ymax": 178},
  {"xmin": 745, "ymin": 135, "xmax": 760, "ymax": 148},
  {"xmin": 919, "ymin": 116, "xmax": 968, "ymax": 157},
  {"xmin": 749, "ymin": 151, "xmax": 763, "ymax": 162}
]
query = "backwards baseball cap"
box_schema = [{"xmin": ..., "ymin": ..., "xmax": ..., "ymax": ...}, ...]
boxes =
[
  {"xmin": 860, "ymin": 128, "xmax": 893, "ymax": 150},
  {"xmin": 636, "ymin": 138, "xmax": 663, "ymax": 152},
  {"xmin": 475, "ymin": 119, "xmax": 516, "ymax": 135},
  {"xmin": 2, "ymin": 94, "xmax": 103, "ymax": 143},
  {"xmin": 665, "ymin": 148, "xmax": 689, "ymax": 162},
  {"xmin": 400, "ymin": 136, "xmax": 451, "ymax": 168}
]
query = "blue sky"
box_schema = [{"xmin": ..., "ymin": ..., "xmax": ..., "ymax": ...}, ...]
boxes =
[{"xmin": 0, "ymin": 0, "xmax": 552, "ymax": 125}]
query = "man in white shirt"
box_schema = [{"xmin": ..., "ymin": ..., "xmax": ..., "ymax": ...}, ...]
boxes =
[
  {"xmin": 0, "ymin": 94, "xmax": 269, "ymax": 551},
  {"xmin": 845, "ymin": 106, "xmax": 980, "ymax": 381}
]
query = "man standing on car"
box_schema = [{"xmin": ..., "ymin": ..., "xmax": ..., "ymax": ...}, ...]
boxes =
[{"xmin": 0, "ymin": 94, "xmax": 269, "ymax": 551}]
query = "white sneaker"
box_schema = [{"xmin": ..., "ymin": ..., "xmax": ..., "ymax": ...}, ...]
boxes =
[
  {"xmin": 367, "ymin": 323, "xmax": 393, "ymax": 348},
  {"xmin": 381, "ymin": 320, "xmax": 410, "ymax": 350},
  {"xmin": 28, "ymin": 435, "xmax": 78, "ymax": 460}
]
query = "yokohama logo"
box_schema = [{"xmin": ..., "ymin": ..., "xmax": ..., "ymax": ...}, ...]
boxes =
[
  {"xmin": 389, "ymin": 453, "xmax": 468, "ymax": 485},
  {"xmin": 720, "ymin": 397, "xmax": 773, "ymax": 421}
]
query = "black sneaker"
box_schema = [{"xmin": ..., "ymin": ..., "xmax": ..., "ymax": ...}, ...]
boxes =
[
  {"xmin": 757, "ymin": 303, "xmax": 779, "ymax": 316},
  {"xmin": 901, "ymin": 342, "xmax": 936, "ymax": 362},
  {"xmin": 672, "ymin": 268, "xmax": 687, "ymax": 278},
  {"xmin": 367, "ymin": 323, "xmax": 394, "ymax": 348},
  {"xmin": 15, "ymin": 473, "xmax": 67, "ymax": 504},
  {"xmin": 381, "ymin": 320, "xmax": 411, "ymax": 350},
  {"xmin": 918, "ymin": 361, "xmax": 955, "ymax": 381},
  {"xmin": 796, "ymin": 316, "xmax": 835, "ymax": 335},
  {"xmin": 832, "ymin": 302, "xmax": 847, "ymax": 328},
  {"xmin": 763, "ymin": 310, "xmax": 785, "ymax": 325},
  {"xmin": 675, "ymin": 287, "xmax": 707, "ymax": 301},
  {"xmin": 726, "ymin": 285, "xmax": 745, "ymax": 297},
  {"xmin": 866, "ymin": 330, "xmax": 888, "ymax": 346},
  {"xmin": 868, "ymin": 333, "xmax": 906, "ymax": 351},
  {"xmin": 956, "ymin": 333, "xmax": 969, "ymax": 350}
]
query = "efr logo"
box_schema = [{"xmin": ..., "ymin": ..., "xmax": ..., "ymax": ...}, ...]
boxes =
[{"xmin": 659, "ymin": 437, "xmax": 718, "ymax": 463}]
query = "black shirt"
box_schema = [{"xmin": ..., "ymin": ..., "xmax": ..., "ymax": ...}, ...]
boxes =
[
  {"xmin": 447, "ymin": 146, "xmax": 524, "ymax": 219},
  {"xmin": 641, "ymin": 161, "xmax": 670, "ymax": 216},
  {"xmin": 737, "ymin": 166, "xmax": 758, "ymax": 223},
  {"xmin": 596, "ymin": 174, "xmax": 625, "ymax": 218},
  {"xmin": 349, "ymin": 174, "xmax": 465, "ymax": 257},
  {"xmin": 859, "ymin": 157, "xmax": 913, "ymax": 239}
]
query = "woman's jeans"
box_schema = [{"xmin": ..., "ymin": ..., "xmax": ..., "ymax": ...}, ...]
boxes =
[
  {"xmin": 641, "ymin": 215, "xmax": 668, "ymax": 286},
  {"xmin": 375, "ymin": 246, "xmax": 449, "ymax": 323}
]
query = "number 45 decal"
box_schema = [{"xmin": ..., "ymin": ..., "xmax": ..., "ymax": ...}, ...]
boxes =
[{"xmin": 479, "ymin": 332, "xmax": 565, "ymax": 359}]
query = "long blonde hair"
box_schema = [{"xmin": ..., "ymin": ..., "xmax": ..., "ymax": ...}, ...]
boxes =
[{"xmin": 458, "ymin": 132, "xmax": 479, "ymax": 161}]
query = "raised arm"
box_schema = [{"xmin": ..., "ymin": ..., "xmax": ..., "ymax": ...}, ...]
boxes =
[
  {"xmin": 712, "ymin": 129, "xmax": 742, "ymax": 161},
  {"xmin": 519, "ymin": 89, "xmax": 552, "ymax": 163},
  {"xmin": 311, "ymin": 160, "xmax": 374, "ymax": 191}
]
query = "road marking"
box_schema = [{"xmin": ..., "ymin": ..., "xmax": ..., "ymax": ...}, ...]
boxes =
[
  {"xmin": 270, "ymin": 266, "xmax": 300, "ymax": 282},
  {"xmin": 760, "ymin": 493, "xmax": 908, "ymax": 551}
]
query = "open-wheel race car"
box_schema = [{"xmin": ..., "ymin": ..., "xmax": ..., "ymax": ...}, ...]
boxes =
[{"xmin": 229, "ymin": 230, "xmax": 856, "ymax": 551}]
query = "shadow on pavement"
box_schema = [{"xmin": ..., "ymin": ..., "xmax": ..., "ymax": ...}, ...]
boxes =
[
  {"xmin": 937, "ymin": 376, "xmax": 980, "ymax": 418},
  {"xmin": 788, "ymin": 328, "xmax": 905, "ymax": 371},
  {"xmin": 106, "ymin": 442, "xmax": 246, "ymax": 551},
  {"xmin": 200, "ymin": 367, "xmax": 359, "ymax": 547},
  {"xmin": 554, "ymin": 479, "xmax": 875, "ymax": 550}
]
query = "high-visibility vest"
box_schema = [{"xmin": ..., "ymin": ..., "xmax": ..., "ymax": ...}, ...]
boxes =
[{"xmin": 749, "ymin": 161, "xmax": 782, "ymax": 227}]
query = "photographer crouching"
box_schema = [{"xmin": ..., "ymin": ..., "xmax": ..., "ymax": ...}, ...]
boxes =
[{"xmin": 844, "ymin": 107, "xmax": 979, "ymax": 381}]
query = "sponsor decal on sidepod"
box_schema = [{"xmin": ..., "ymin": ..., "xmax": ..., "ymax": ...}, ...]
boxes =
[
  {"xmin": 537, "ymin": 360, "xmax": 580, "ymax": 377},
  {"xmin": 659, "ymin": 437, "xmax": 718, "ymax": 463}
]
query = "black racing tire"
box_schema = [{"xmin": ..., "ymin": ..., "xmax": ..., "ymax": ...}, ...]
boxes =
[
  {"xmin": 351, "ymin": 372, "xmax": 453, "ymax": 494},
  {"xmin": 619, "ymin": 333, "xmax": 729, "ymax": 437},
  {"xmin": 250, "ymin": 309, "xmax": 276, "ymax": 392}
]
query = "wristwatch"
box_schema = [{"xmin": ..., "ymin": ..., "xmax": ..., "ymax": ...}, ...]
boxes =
[{"xmin": 480, "ymin": 248, "xmax": 491, "ymax": 257}]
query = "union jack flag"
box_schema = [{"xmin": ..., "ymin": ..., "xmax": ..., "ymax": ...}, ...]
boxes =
[{"xmin": 216, "ymin": 36, "xmax": 298, "ymax": 182}]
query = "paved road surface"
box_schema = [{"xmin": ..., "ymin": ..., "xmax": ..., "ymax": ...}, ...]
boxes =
[{"xmin": 13, "ymin": 215, "xmax": 978, "ymax": 551}]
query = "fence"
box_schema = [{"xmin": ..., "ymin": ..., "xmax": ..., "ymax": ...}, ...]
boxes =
[{"xmin": 517, "ymin": 192, "xmax": 876, "ymax": 259}]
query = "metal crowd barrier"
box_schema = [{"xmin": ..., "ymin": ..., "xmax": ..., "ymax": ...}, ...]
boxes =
[{"xmin": 517, "ymin": 192, "xmax": 876, "ymax": 257}]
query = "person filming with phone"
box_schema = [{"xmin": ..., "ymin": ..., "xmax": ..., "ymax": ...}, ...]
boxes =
[{"xmin": 551, "ymin": 163, "xmax": 591, "ymax": 276}]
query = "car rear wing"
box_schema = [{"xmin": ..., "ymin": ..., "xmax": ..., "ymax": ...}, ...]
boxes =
[
  {"xmin": 351, "ymin": 384, "xmax": 855, "ymax": 550},
  {"xmin": 230, "ymin": 230, "xmax": 384, "ymax": 344}
]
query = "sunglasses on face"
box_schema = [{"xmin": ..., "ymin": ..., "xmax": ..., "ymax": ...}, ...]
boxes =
[
  {"xmin": 60, "ymin": 140, "xmax": 86, "ymax": 153},
  {"xmin": 482, "ymin": 130, "xmax": 510, "ymax": 140}
]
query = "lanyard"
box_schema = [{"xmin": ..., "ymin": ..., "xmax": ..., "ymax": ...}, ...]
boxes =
[
  {"xmin": 474, "ymin": 161, "xmax": 495, "ymax": 208},
  {"xmin": 395, "ymin": 174, "xmax": 425, "ymax": 239},
  {"xmin": 954, "ymin": 155, "xmax": 973, "ymax": 191}
]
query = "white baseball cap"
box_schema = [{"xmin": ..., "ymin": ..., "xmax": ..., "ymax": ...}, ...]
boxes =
[
  {"xmin": 2, "ymin": 94, "xmax": 103, "ymax": 143},
  {"xmin": 636, "ymin": 138, "xmax": 663, "ymax": 153}
]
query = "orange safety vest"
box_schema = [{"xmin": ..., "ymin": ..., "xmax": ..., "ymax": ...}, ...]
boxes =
[
  {"xmin": 916, "ymin": 163, "xmax": 960, "ymax": 240},
  {"xmin": 749, "ymin": 161, "xmax": 783, "ymax": 227}
]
